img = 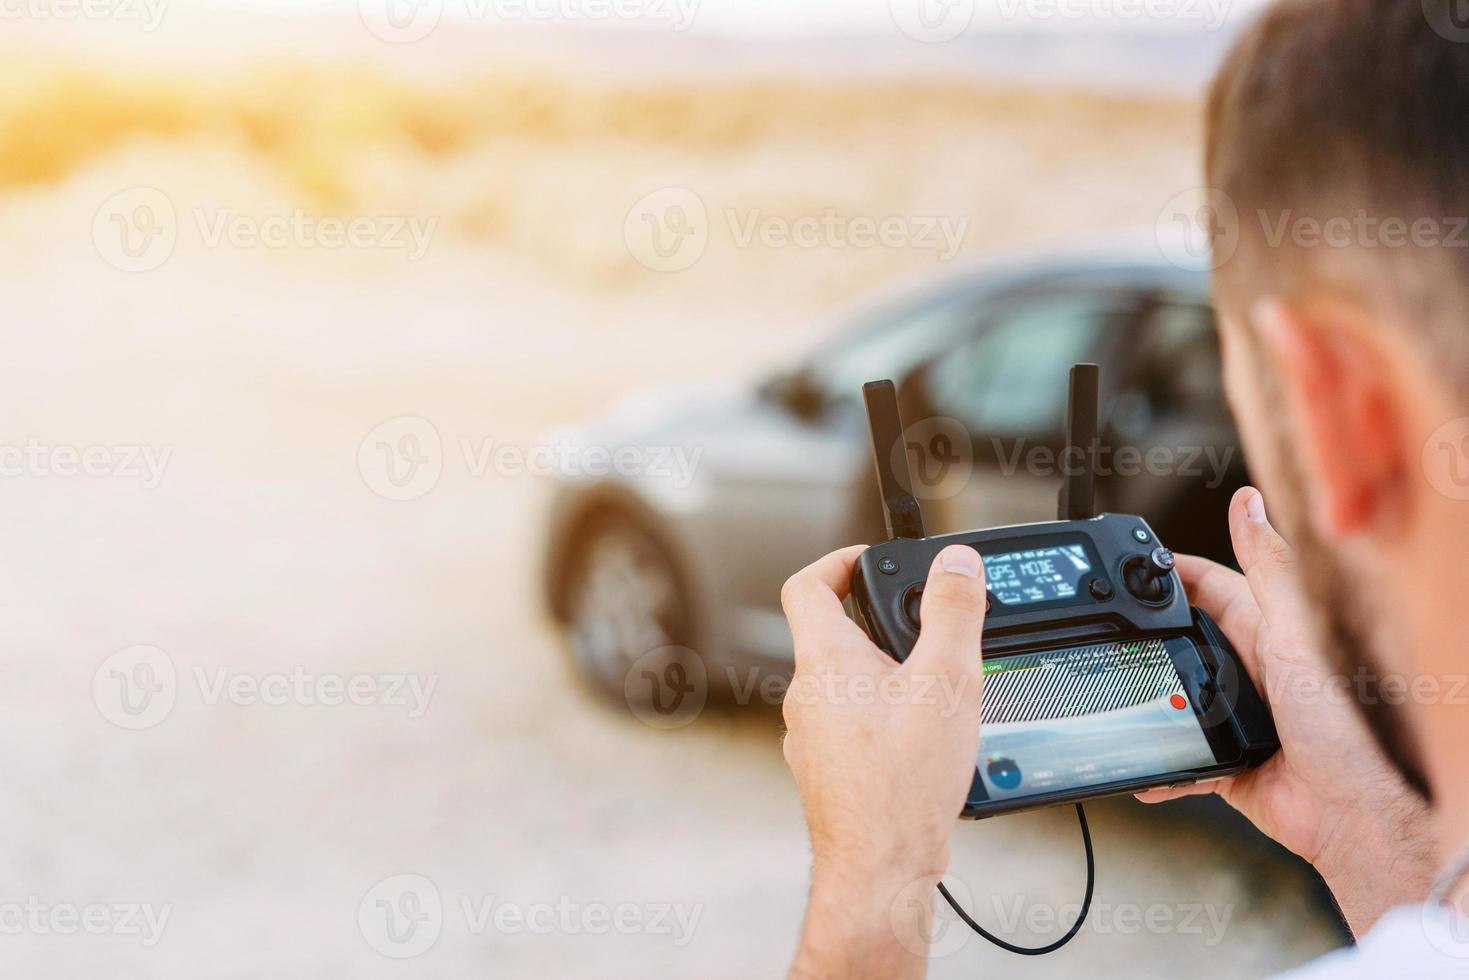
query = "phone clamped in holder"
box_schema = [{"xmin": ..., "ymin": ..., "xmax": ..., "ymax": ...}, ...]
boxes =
[{"xmin": 846, "ymin": 365, "xmax": 1280, "ymax": 954}]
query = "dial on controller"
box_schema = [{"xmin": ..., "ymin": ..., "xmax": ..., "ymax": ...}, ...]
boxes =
[{"xmin": 1123, "ymin": 547, "xmax": 1176, "ymax": 603}]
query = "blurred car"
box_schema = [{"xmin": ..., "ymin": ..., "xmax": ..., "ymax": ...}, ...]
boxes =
[{"xmin": 541, "ymin": 242, "xmax": 1247, "ymax": 703}]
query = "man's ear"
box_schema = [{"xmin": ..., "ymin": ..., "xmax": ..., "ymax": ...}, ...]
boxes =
[{"xmin": 1249, "ymin": 297, "xmax": 1404, "ymax": 539}]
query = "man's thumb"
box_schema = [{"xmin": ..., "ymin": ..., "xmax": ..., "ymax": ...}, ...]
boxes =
[
  {"xmin": 908, "ymin": 545, "xmax": 987, "ymax": 683},
  {"xmin": 1230, "ymin": 487, "xmax": 1309, "ymax": 624}
]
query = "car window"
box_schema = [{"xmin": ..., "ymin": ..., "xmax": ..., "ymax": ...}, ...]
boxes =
[
  {"xmin": 1128, "ymin": 299, "xmax": 1225, "ymax": 421},
  {"xmin": 809, "ymin": 292, "xmax": 983, "ymax": 400},
  {"xmin": 924, "ymin": 292, "xmax": 1115, "ymax": 439}
]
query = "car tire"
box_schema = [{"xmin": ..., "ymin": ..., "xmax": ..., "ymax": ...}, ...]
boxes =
[{"xmin": 561, "ymin": 514, "xmax": 698, "ymax": 706}]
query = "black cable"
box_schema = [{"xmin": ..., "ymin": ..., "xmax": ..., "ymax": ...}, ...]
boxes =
[{"xmin": 937, "ymin": 803, "xmax": 1094, "ymax": 956}]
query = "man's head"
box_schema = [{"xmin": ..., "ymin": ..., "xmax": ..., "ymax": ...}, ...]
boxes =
[{"xmin": 1207, "ymin": 0, "xmax": 1469, "ymax": 800}]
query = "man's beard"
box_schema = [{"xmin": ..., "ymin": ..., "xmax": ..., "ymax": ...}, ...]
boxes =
[{"xmin": 1264, "ymin": 403, "xmax": 1434, "ymax": 801}]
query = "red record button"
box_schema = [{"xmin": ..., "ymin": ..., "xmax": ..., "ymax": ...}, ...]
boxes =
[{"xmin": 1169, "ymin": 693, "xmax": 1188, "ymax": 710}]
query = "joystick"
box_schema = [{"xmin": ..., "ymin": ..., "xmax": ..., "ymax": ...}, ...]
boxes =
[{"xmin": 1123, "ymin": 546, "xmax": 1176, "ymax": 603}]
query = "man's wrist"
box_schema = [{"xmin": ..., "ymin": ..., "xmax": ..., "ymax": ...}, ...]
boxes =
[
  {"xmin": 1313, "ymin": 789, "xmax": 1435, "ymax": 935},
  {"xmin": 791, "ymin": 864, "xmax": 936, "ymax": 980}
]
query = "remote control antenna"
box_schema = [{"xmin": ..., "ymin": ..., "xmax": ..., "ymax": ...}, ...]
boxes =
[
  {"xmin": 863, "ymin": 380, "xmax": 926, "ymax": 540},
  {"xmin": 1058, "ymin": 363, "xmax": 1100, "ymax": 521}
]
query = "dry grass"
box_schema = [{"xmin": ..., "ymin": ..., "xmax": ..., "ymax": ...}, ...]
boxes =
[{"xmin": 0, "ymin": 54, "xmax": 1198, "ymax": 209}]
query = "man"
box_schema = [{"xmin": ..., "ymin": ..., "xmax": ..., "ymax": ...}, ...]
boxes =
[{"xmin": 778, "ymin": 1, "xmax": 1469, "ymax": 976}]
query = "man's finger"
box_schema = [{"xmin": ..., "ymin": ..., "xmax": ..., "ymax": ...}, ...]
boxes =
[
  {"xmin": 1135, "ymin": 778, "xmax": 1230, "ymax": 805},
  {"xmin": 907, "ymin": 545, "xmax": 987, "ymax": 689},
  {"xmin": 1229, "ymin": 487, "xmax": 1315, "ymax": 643},
  {"xmin": 1174, "ymin": 554, "xmax": 1250, "ymax": 622},
  {"xmin": 1174, "ymin": 553, "xmax": 1266, "ymax": 685},
  {"xmin": 780, "ymin": 545, "xmax": 872, "ymax": 657}
]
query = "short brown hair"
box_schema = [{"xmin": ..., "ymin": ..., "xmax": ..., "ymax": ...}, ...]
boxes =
[{"xmin": 1206, "ymin": 0, "xmax": 1469, "ymax": 393}]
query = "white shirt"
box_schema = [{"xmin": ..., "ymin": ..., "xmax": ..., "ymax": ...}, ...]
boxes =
[{"xmin": 1278, "ymin": 905, "xmax": 1469, "ymax": 978}]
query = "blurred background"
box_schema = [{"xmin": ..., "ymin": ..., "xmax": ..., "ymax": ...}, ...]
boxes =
[{"xmin": 2, "ymin": 0, "xmax": 1349, "ymax": 976}]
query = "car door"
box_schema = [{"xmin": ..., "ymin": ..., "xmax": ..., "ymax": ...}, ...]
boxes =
[
  {"xmin": 907, "ymin": 284, "xmax": 1148, "ymax": 533},
  {"xmin": 1102, "ymin": 293, "xmax": 1246, "ymax": 563}
]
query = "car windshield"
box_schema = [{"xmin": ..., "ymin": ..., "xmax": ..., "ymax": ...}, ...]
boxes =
[{"xmin": 797, "ymin": 288, "xmax": 987, "ymax": 401}]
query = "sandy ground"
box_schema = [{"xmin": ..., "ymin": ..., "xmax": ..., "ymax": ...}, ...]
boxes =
[{"xmin": 0, "ymin": 27, "xmax": 1346, "ymax": 977}]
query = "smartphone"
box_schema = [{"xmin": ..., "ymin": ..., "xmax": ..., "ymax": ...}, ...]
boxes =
[{"xmin": 962, "ymin": 623, "xmax": 1267, "ymax": 818}]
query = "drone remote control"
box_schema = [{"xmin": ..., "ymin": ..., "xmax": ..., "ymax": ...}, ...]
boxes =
[{"xmin": 851, "ymin": 365, "xmax": 1279, "ymax": 819}]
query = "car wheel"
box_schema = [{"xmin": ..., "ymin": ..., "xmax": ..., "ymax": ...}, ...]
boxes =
[{"xmin": 562, "ymin": 516, "xmax": 696, "ymax": 704}]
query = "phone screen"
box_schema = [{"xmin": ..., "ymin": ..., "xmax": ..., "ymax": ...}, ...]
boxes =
[{"xmin": 972, "ymin": 637, "xmax": 1221, "ymax": 802}]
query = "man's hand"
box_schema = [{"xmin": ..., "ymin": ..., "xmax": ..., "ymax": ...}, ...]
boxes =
[
  {"xmin": 1136, "ymin": 487, "xmax": 1435, "ymax": 935},
  {"xmin": 781, "ymin": 544, "xmax": 988, "ymax": 980}
]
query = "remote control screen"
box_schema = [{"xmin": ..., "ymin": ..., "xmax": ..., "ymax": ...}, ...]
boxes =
[
  {"xmin": 982, "ymin": 544, "xmax": 1092, "ymax": 606},
  {"xmin": 973, "ymin": 638, "xmax": 1218, "ymax": 801}
]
